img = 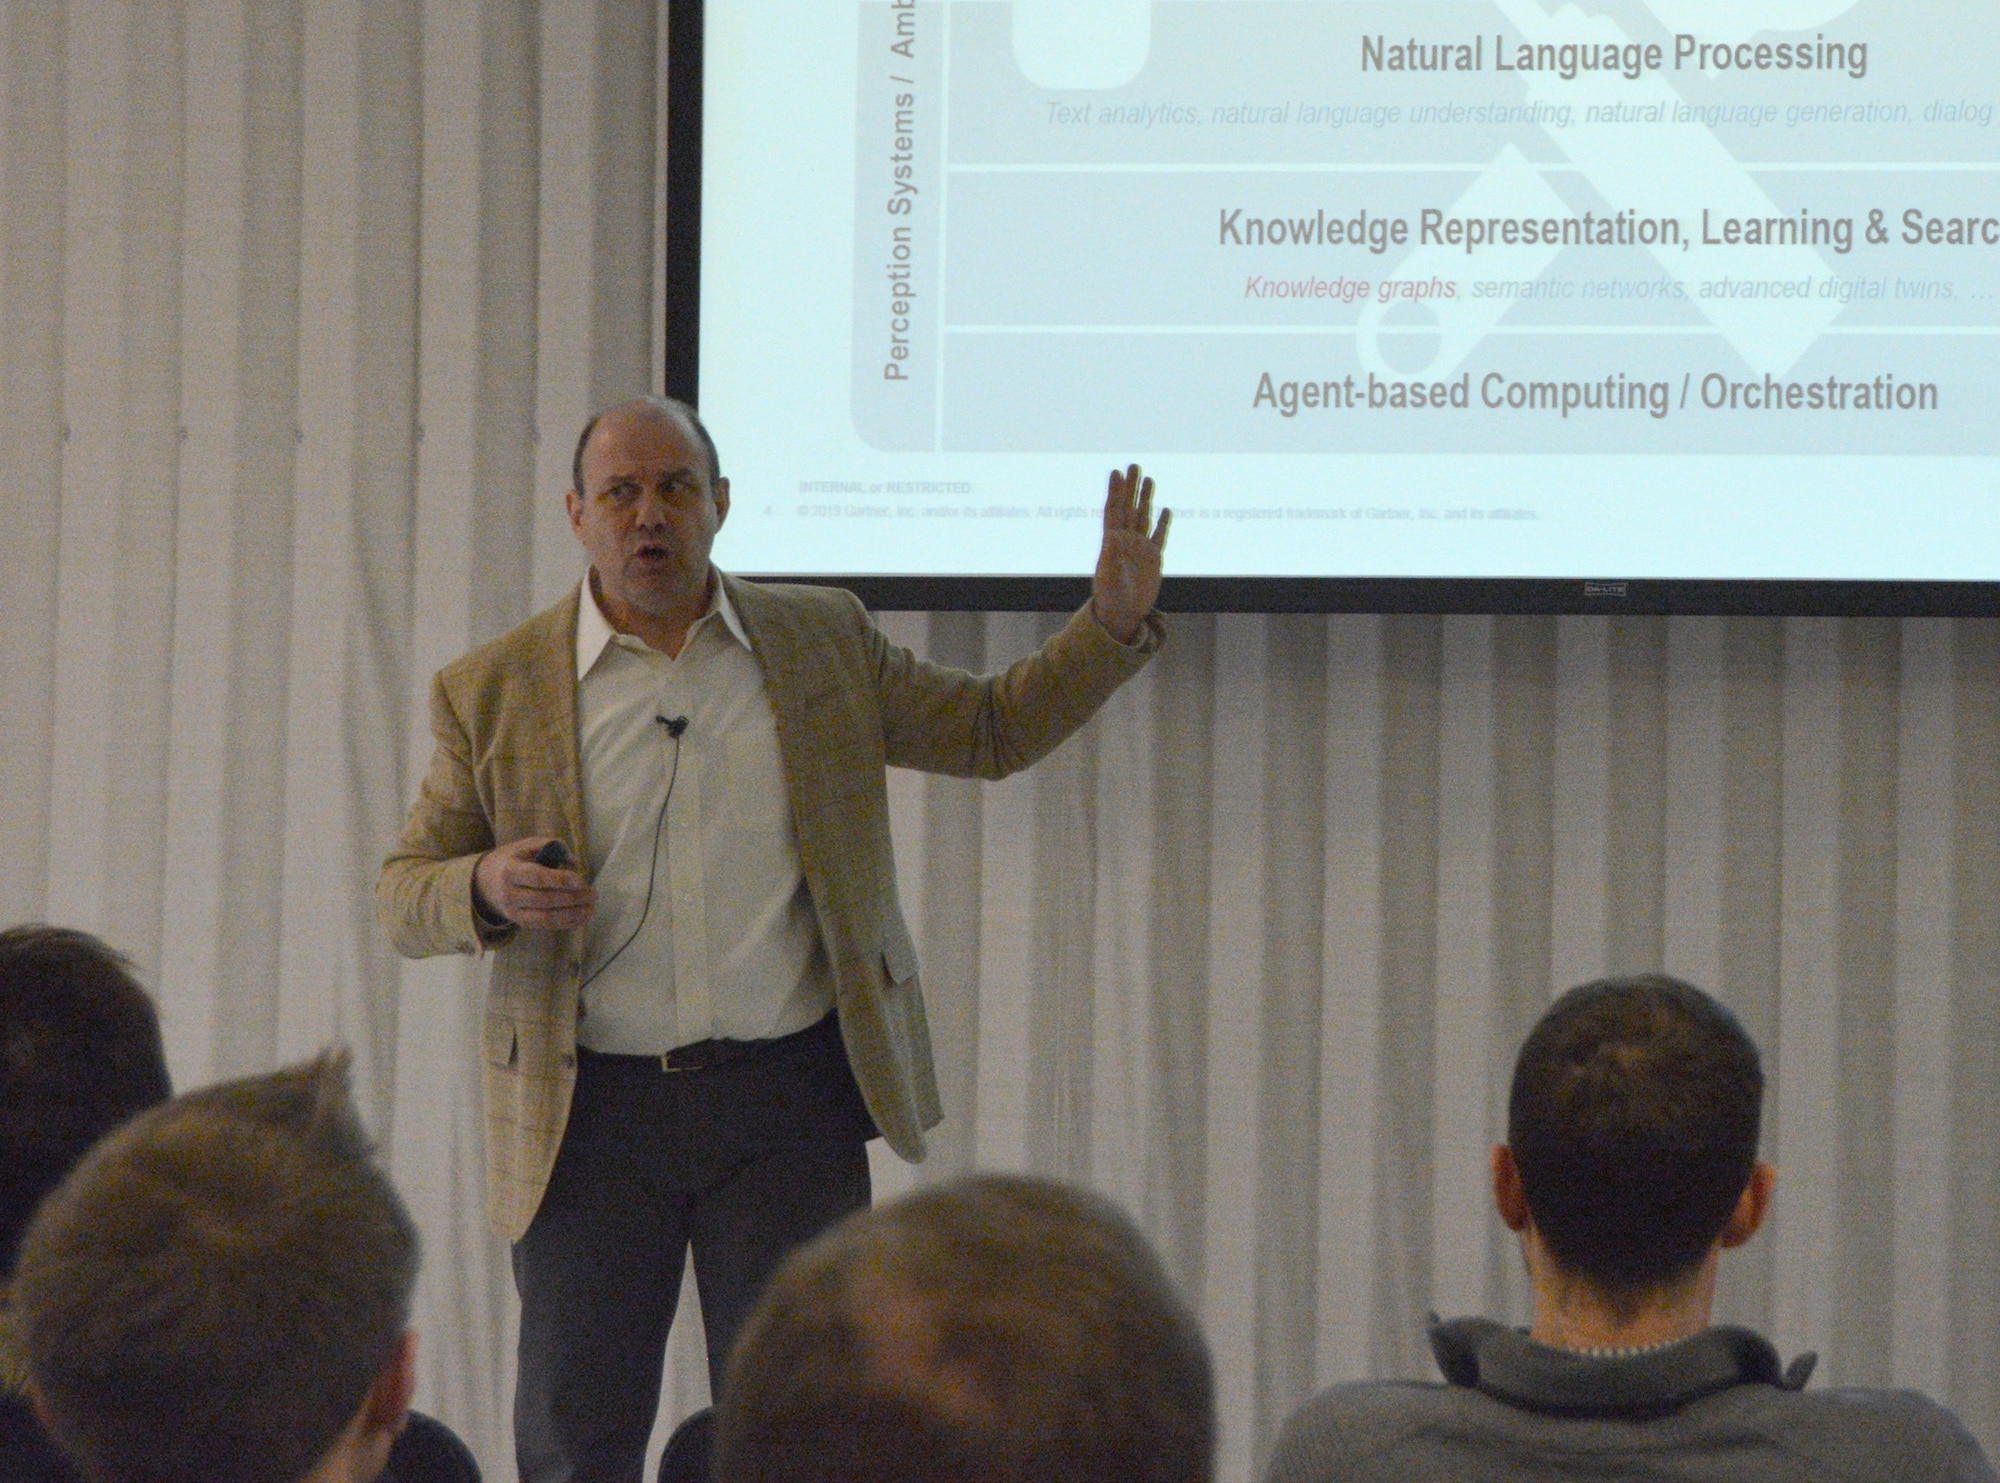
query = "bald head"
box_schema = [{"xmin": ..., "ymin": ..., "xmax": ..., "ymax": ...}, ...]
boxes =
[
  {"xmin": 572, "ymin": 396, "xmax": 720, "ymax": 496},
  {"xmin": 564, "ymin": 396, "xmax": 731, "ymax": 647},
  {"xmin": 714, "ymin": 1175, "xmax": 1214, "ymax": 1483}
]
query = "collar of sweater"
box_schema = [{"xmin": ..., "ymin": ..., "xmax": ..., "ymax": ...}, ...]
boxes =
[{"xmin": 1427, "ymin": 1314, "xmax": 1818, "ymax": 1420}]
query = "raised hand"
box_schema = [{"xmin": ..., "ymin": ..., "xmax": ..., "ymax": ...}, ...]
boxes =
[{"xmin": 1092, "ymin": 464, "xmax": 1171, "ymax": 645}]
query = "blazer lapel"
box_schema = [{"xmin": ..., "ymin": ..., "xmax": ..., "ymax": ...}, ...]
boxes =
[
  {"xmin": 724, "ymin": 572, "xmax": 783, "ymax": 669},
  {"xmin": 722, "ymin": 573, "xmax": 825, "ymax": 868},
  {"xmin": 723, "ymin": 572, "xmax": 805, "ymax": 749},
  {"xmin": 519, "ymin": 586, "xmax": 587, "ymax": 855}
]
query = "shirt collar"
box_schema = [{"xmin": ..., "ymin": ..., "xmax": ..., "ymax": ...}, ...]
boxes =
[
  {"xmin": 711, "ymin": 573, "xmax": 752, "ymax": 651},
  {"xmin": 576, "ymin": 568, "xmax": 751, "ymax": 680},
  {"xmin": 1425, "ymin": 1315, "xmax": 1815, "ymax": 1420}
]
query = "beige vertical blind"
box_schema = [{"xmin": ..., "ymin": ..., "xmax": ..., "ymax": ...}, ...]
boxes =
[{"xmin": 2, "ymin": 6, "xmax": 1995, "ymax": 1481}]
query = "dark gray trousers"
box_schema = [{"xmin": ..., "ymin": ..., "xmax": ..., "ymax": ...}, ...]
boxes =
[{"xmin": 512, "ymin": 1014, "xmax": 874, "ymax": 1483}]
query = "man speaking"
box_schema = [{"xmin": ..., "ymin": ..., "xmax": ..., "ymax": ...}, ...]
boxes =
[{"xmin": 377, "ymin": 396, "xmax": 1169, "ymax": 1482}]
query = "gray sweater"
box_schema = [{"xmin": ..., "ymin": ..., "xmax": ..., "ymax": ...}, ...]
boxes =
[{"xmin": 1266, "ymin": 1319, "xmax": 1997, "ymax": 1483}]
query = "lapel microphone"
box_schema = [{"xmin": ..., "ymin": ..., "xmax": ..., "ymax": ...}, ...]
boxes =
[{"xmin": 656, "ymin": 715, "xmax": 689, "ymax": 738}]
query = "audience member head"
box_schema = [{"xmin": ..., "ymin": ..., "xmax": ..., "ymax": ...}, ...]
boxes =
[
  {"xmin": 0, "ymin": 925, "xmax": 170, "ymax": 1277},
  {"xmin": 1502, "ymin": 974, "xmax": 1767, "ymax": 1304},
  {"xmin": 14, "ymin": 1051, "xmax": 420, "ymax": 1483},
  {"xmin": 657, "ymin": 1408, "xmax": 713, "ymax": 1483},
  {"xmin": 714, "ymin": 1173, "xmax": 1214, "ymax": 1483}
]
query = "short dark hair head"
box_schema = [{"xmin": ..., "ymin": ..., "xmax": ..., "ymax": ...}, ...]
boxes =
[
  {"xmin": 714, "ymin": 1174, "xmax": 1214, "ymax": 1483},
  {"xmin": 14, "ymin": 1052, "xmax": 419, "ymax": 1483},
  {"xmin": 0, "ymin": 925, "xmax": 170, "ymax": 1274},
  {"xmin": 572, "ymin": 395, "xmax": 721, "ymax": 494},
  {"xmin": 1508, "ymin": 974, "xmax": 1763, "ymax": 1296}
]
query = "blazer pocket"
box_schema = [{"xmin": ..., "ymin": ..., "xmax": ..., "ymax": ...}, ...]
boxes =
[{"xmin": 483, "ymin": 1013, "xmax": 519, "ymax": 1068}]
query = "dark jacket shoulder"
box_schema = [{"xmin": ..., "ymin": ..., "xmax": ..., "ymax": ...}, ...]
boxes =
[
  {"xmin": 1270, "ymin": 1378, "xmax": 1996, "ymax": 1483},
  {"xmin": 1758, "ymin": 1386, "xmax": 1999, "ymax": 1482},
  {"xmin": 1267, "ymin": 1324, "xmax": 1998, "ymax": 1483}
]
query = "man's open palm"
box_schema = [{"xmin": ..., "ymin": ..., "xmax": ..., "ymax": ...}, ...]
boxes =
[{"xmin": 1093, "ymin": 464, "xmax": 1171, "ymax": 644}]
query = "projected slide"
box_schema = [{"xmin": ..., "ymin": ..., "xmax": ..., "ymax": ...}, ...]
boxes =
[{"xmin": 698, "ymin": 2, "xmax": 2000, "ymax": 581}]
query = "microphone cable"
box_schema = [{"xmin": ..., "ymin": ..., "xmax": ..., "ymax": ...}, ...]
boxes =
[{"xmin": 577, "ymin": 714, "xmax": 688, "ymax": 995}]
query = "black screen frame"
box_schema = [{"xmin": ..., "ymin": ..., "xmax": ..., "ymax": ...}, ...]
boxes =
[{"xmin": 663, "ymin": 1, "xmax": 1998, "ymax": 618}]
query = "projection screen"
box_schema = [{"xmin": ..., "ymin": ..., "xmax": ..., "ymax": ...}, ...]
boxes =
[{"xmin": 678, "ymin": 1, "xmax": 2000, "ymax": 611}]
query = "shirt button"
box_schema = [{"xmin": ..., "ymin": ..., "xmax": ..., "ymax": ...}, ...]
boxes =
[{"xmin": 562, "ymin": 1051, "xmax": 576, "ymax": 1068}]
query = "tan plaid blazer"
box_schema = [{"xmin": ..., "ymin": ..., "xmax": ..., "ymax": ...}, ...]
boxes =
[{"xmin": 377, "ymin": 576, "xmax": 1162, "ymax": 1239}]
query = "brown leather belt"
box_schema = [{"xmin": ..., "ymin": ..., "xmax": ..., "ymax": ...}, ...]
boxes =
[{"xmin": 578, "ymin": 1011, "xmax": 837, "ymax": 1075}]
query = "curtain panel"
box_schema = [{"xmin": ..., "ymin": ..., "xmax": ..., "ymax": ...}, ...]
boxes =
[{"xmin": 2, "ymin": 6, "xmax": 1995, "ymax": 1480}]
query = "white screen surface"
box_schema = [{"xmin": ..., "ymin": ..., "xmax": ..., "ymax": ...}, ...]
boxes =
[{"xmin": 697, "ymin": 1, "xmax": 1999, "ymax": 583}]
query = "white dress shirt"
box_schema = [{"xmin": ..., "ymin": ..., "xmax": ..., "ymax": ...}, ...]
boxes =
[{"xmin": 571, "ymin": 572, "xmax": 833, "ymax": 1053}]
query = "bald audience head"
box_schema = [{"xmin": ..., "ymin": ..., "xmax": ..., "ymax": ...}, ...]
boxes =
[
  {"xmin": 14, "ymin": 1052, "xmax": 419, "ymax": 1483},
  {"xmin": 714, "ymin": 1174, "xmax": 1214, "ymax": 1483}
]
